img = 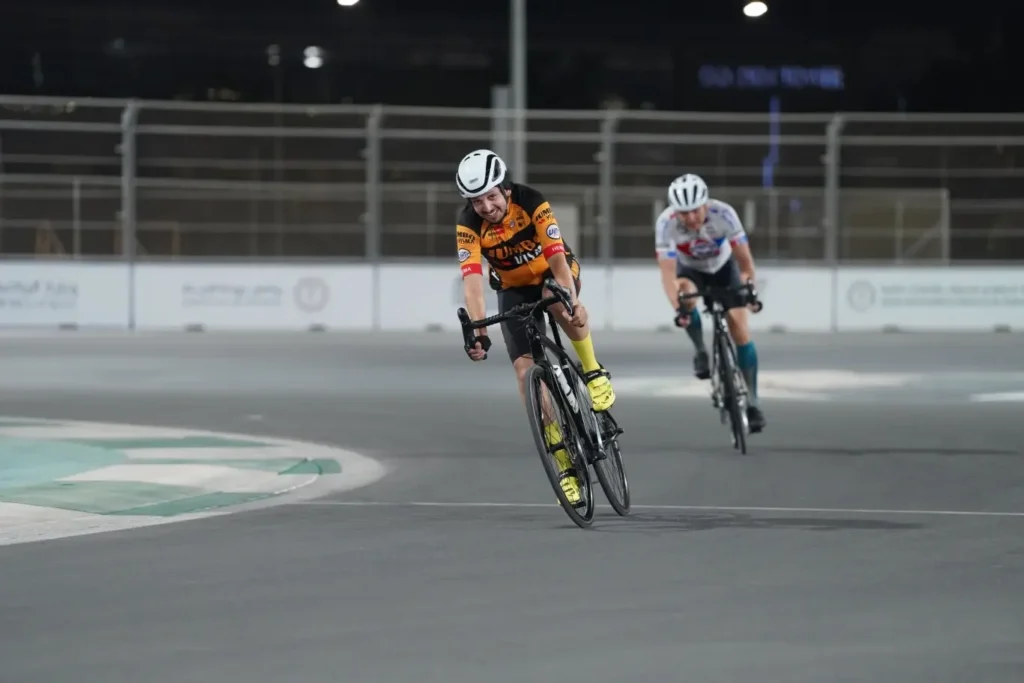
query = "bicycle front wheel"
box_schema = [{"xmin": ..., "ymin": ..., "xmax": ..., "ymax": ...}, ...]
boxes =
[
  {"xmin": 524, "ymin": 364, "xmax": 595, "ymax": 528},
  {"xmin": 717, "ymin": 335, "xmax": 748, "ymax": 455}
]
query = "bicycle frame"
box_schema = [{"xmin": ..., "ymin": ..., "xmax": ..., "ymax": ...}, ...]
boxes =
[
  {"xmin": 527, "ymin": 307, "xmax": 607, "ymax": 455},
  {"xmin": 708, "ymin": 298, "xmax": 746, "ymax": 412},
  {"xmin": 457, "ymin": 278, "xmax": 606, "ymax": 456},
  {"xmin": 679, "ymin": 282, "xmax": 761, "ymax": 418}
]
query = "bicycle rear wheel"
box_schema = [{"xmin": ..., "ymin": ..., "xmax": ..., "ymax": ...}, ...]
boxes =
[
  {"xmin": 564, "ymin": 360, "xmax": 630, "ymax": 517},
  {"xmin": 592, "ymin": 412, "xmax": 630, "ymax": 516},
  {"xmin": 524, "ymin": 363, "xmax": 595, "ymax": 528}
]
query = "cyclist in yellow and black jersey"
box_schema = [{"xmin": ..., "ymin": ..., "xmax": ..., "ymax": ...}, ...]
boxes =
[{"xmin": 455, "ymin": 149, "xmax": 616, "ymax": 507}]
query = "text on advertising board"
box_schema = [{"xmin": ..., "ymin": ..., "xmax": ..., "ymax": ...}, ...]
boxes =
[
  {"xmin": 180, "ymin": 277, "xmax": 331, "ymax": 313},
  {"xmin": 846, "ymin": 281, "xmax": 1024, "ymax": 312},
  {"xmin": 4, "ymin": 262, "xmax": 1022, "ymax": 332},
  {"xmin": 0, "ymin": 280, "xmax": 78, "ymax": 310}
]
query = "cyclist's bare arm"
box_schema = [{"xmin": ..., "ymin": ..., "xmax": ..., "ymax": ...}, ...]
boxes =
[
  {"xmin": 658, "ymin": 257, "xmax": 682, "ymax": 310},
  {"xmin": 546, "ymin": 252, "xmax": 577, "ymax": 304},
  {"xmin": 717, "ymin": 202, "xmax": 755, "ymax": 284},
  {"xmin": 731, "ymin": 240, "xmax": 756, "ymax": 284},
  {"xmin": 654, "ymin": 212, "xmax": 683, "ymax": 311},
  {"xmin": 457, "ymin": 224, "xmax": 488, "ymax": 337},
  {"xmin": 462, "ymin": 273, "xmax": 488, "ymax": 337}
]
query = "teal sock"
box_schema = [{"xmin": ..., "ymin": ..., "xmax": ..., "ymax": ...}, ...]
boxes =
[
  {"xmin": 684, "ymin": 309, "xmax": 705, "ymax": 352},
  {"xmin": 736, "ymin": 341, "xmax": 758, "ymax": 405}
]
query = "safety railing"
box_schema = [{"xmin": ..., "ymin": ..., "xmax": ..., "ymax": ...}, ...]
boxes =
[{"xmin": 2, "ymin": 96, "xmax": 1023, "ymax": 263}]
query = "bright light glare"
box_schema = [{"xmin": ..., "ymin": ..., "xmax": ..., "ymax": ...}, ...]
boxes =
[
  {"xmin": 303, "ymin": 46, "xmax": 324, "ymax": 69},
  {"xmin": 337, "ymin": 0, "xmax": 360, "ymax": 6},
  {"xmin": 743, "ymin": 1, "xmax": 768, "ymax": 17}
]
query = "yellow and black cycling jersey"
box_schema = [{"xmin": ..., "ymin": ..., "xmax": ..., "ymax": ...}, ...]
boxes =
[{"xmin": 456, "ymin": 183, "xmax": 576, "ymax": 291}]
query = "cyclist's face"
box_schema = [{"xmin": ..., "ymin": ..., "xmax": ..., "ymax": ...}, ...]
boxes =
[
  {"xmin": 676, "ymin": 204, "xmax": 707, "ymax": 230},
  {"xmin": 471, "ymin": 188, "xmax": 508, "ymax": 223}
]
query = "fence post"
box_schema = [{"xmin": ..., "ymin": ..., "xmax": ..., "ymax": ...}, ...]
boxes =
[
  {"xmin": 823, "ymin": 113, "xmax": 845, "ymax": 264},
  {"xmin": 120, "ymin": 99, "xmax": 140, "ymax": 330},
  {"xmin": 364, "ymin": 104, "xmax": 383, "ymax": 261},
  {"xmin": 364, "ymin": 105, "xmax": 383, "ymax": 331},
  {"xmin": 598, "ymin": 110, "xmax": 619, "ymax": 264}
]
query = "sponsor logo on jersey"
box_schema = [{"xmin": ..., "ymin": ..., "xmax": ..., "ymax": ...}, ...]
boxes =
[
  {"xmin": 679, "ymin": 240, "xmax": 720, "ymax": 262},
  {"xmin": 483, "ymin": 239, "xmax": 543, "ymax": 269},
  {"xmin": 513, "ymin": 244, "xmax": 543, "ymax": 265},
  {"xmin": 679, "ymin": 239, "xmax": 721, "ymax": 260},
  {"xmin": 546, "ymin": 225, "xmax": 561, "ymax": 239},
  {"xmin": 458, "ymin": 248, "xmax": 471, "ymax": 263}
]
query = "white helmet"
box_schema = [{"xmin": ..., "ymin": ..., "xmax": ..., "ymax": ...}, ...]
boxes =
[
  {"xmin": 456, "ymin": 149, "xmax": 508, "ymax": 199},
  {"xmin": 667, "ymin": 173, "xmax": 709, "ymax": 211}
]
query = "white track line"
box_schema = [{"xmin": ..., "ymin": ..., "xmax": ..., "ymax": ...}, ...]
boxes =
[
  {"xmin": 291, "ymin": 500, "xmax": 1024, "ymax": 518},
  {"xmin": 969, "ymin": 391, "xmax": 1024, "ymax": 403}
]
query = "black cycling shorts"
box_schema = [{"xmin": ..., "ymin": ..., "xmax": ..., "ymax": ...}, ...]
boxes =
[
  {"xmin": 496, "ymin": 253, "xmax": 581, "ymax": 362},
  {"xmin": 676, "ymin": 256, "xmax": 744, "ymax": 310}
]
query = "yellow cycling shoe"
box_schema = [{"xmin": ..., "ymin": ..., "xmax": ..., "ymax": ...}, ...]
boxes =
[
  {"xmin": 583, "ymin": 367, "xmax": 616, "ymax": 412},
  {"xmin": 544, "ymin": 422, "xmax": 582, "ymax": 507}
]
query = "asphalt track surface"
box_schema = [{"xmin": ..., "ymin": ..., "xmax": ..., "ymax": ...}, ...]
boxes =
[{"xmin": 1, "ymin": 331, "xmax": 1023, "ymax": 683}]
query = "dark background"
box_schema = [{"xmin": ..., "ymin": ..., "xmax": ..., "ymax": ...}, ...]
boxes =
[
  {"xmin": 1, "ymin": 0, "xmax": 1017, "ymax": 112},
  {"xmin": 0, "ymin": 0, "xmax": 1021, "ymax": 262}
]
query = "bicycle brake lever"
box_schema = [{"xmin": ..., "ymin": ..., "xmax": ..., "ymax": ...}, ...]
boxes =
[
  {"xmin": 544, "ymin": 277, "xmax": 575, "ymax": 316},
  {"xmin": 456, "ymin": 307, "xmax": 474, "ymax": 349}
]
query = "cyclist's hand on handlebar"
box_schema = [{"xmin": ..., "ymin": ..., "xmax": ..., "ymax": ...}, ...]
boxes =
[
  {"xmin": 561, "ymin": 299, "xmax": 587, "ymax": 328},
  {"xmin": 466, "ymin": 334, "xmax": 491, "ymax": 361},
  {"xmin": 674, "ymin": 307, "xmax": 692, "ymax": 328},
  {"xmin": 744, "ymin": 280, "xmax": 764, "ymax": 313}
]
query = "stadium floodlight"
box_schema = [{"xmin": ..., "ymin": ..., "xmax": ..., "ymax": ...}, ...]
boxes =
[
  {"xmin": 743, "ymin": 1, "xmax": 768, "ymax": 17},
  {"xmin": 304, "ymin": 46, "xmax": 324, "ymax": 69},
  {"xmin": 337, "ymin": 0, "xmax": 359, "ymax": 6}
]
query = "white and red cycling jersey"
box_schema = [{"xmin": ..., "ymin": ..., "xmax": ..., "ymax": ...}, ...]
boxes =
[{"xmin": 654, "ymin": 198, "xmax": 748, "ymax": 274}]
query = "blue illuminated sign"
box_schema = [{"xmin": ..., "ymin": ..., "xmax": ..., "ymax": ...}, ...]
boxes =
[{"xmin": 699, "ymin": 65, "xmax": 844, "ymax": 91}]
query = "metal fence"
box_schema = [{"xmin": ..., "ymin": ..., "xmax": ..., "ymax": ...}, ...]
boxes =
[{"xmin": 1, "ymin": 95, "xmax": 1022, "ymax": 264}]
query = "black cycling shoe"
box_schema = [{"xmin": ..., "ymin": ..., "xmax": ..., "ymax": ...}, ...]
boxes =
[
  {"xmin": 693, "ymin": 350, "xmax": 711, "ymax": 380},
  {"xmin": 747, "ymin": 405, "xmax": 766, "ymax": 433}
]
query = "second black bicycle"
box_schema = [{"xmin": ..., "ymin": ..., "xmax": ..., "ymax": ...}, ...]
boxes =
[{"xmin": 678, "ymin": 281, "xmax": 763, "ymax": 454}]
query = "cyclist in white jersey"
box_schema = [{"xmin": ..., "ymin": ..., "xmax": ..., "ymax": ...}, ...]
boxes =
[{"xmin": 654, "ymin": 173, "xmax": 765, "ymax": 432}]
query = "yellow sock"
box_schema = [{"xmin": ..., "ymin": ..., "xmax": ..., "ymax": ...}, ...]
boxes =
[
  {"xmin": 571, "ymin": 334, "xmax": 600, "ymax": 373},
  {"xmin": 544, "ymin": 421, "xmax": 562, "ymax": 445}
]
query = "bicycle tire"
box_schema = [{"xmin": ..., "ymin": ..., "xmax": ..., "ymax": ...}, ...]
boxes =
[
  {"xmin": 523, "ymin": 363, "xmax": 595, "ymax": 528},
  {"xmin": 593, "ymin": 412, "xmax": 630, "ymax": 515},
  {"xmin": 717, "ymin": 333, "xmax": 748, "ymax": 455},
  {"xmin": 565, "ymin": 360, "xmax": 630, "ymax": 516},
  {"xmin": 709, "ymin": 331, "xmax": 727, "ymax": 424}
]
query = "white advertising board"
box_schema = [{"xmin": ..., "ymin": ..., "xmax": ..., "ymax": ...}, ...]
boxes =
[
  {"xmin": 376, "ymin": 264, "xmax": 610, "ymax": 331},
  {"xmin": 0, "ymin": 262, "xmax": 130, "ymax": 328},
  {"xmin": 132, "ymin": 264, "xmax": 374, "ymax": 330},
  {"xmin": 835, "ymin": 267, "xmax": 1024, "ymax": 331},
  {"xmin": 607, "ymin": 265, "xmax": 833, "ymax": 331},
  {"xmin": 7, "ymin": 260, "xmax": 1019, "ymax": 334}
]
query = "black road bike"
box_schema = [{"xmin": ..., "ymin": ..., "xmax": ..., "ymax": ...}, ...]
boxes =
[
  {"xmin": 458, "ymin": 278, "xmax": 630, "ymax": 528},
  {"xmin": 678, "ymin": 282, "xmax": 763, "ymax": 455}
]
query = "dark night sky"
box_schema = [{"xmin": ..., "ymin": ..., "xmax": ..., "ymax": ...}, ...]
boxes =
[{"xmin": 0, "ymin": 0, "xmax": 1018, "ymax": 112}]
